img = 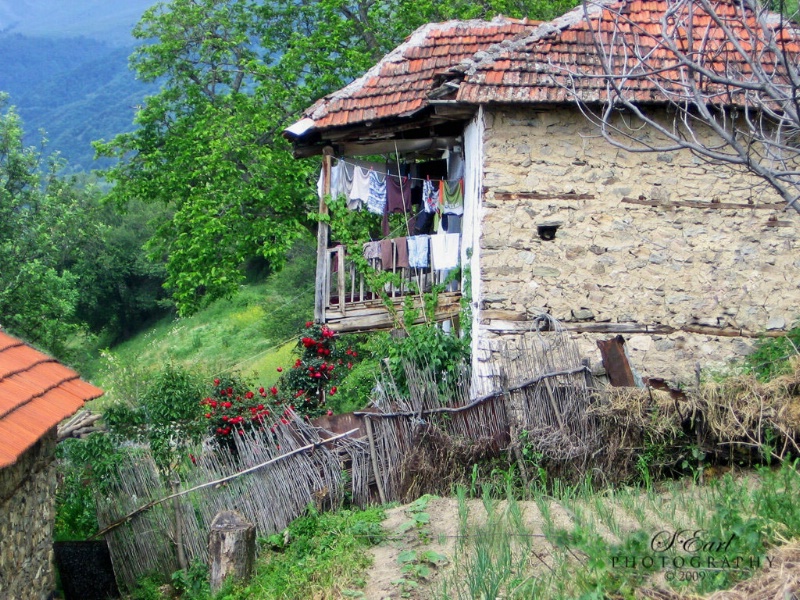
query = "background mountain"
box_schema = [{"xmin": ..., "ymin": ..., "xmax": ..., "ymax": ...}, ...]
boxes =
[
  {"xmin": 0, "ymin": 0, "xmax": 158, "ymax": 171},
  {"xmin": 0, "ymin": 0, "xmax": 154, "ymax": 45}
]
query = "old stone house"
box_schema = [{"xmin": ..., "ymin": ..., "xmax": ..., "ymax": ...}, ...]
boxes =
[
  {"xmin": 0, "ymin": 330, "xmax": 102, "ymax": 599},
  {"xmin": 285, "ymin": 0, "xmax": 800, "ymax": 384}
]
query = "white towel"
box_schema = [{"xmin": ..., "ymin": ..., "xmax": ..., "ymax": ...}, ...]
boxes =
[
  {"xmin": 349, "ymin": 166, "xmax": 370, "ymax": 210},
  {"xmin": 430, "ymin": 233, "xmax": 460, "ymax": 270}
]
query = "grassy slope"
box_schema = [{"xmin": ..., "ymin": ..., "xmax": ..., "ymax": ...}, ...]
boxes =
[{"xmin": 86, "ymin": 240, "xmax": 316, "ymax": 404}]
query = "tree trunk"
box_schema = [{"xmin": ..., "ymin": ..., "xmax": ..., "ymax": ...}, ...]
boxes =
[{"xmin": 208, "ymin": 510, "xmax": 255, "ymax": 593}]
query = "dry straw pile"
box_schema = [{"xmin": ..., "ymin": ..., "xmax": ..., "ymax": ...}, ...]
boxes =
[{"xmin": 592, "ymin": 357, "xmax": 800, "ymax": 480}]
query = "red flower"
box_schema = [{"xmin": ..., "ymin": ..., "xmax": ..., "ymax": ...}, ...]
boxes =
[
  {"xmin": 305, "ymin": 321, "xmax": 313, "ymax": 328},
  {"xmin": 213, "ymin": 378, "xmax": 221, "ymax": 386},
  {"xmin": 258, "ymin": 387, "xmax": 265, "ymax": 394},
  {"xmin": 330, "ymin": 387, "xmax": 337, "ymax": 394},
  {"xmin": 327, "ymin": 410, "xmax": 333, "ymax": 416},
  {"xmin": 276, "ymin": 367, "xmax": 283, "ymax": 372},
  {"xmin": 209, "ymin": 400, "xmax": 217, "ymax": 408},
  {"xmin": 245, "ymin": 391, "xmax": 254, "ymax": 399},
  {"xmin": 257, "ymin": 404, "xmax": 264, "ymax": 410},
  {"xmin": 226, "ymin": 387, "xmax": 233, "ymax": 395},
  {"xmin": 205, "ymin": 413, "xmax": 212, "ymax": 418},
  {"xmin": 270, "ymin": 386, "xmax": 278, "ymax": 395},
  {"xmin": 347, "ymin": 362, "xmax": 353, "ymax": 369},
  {"xmin": 190, "ymin": 454, "xmax": 196, "ymax": 465},
  {"xmin": 222, "ymin": 401, "xmax": 232, "ymax": 409}
]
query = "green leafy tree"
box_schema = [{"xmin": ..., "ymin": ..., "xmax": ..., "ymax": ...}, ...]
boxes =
[
  {"xmin": 104, "ymin": 363, "xmax": 207, "ymax": 471},
  {"xmin": 0, "ymin": 95, "xmax": 83, "ymax": 356},
  {"xmin": 95, "ymin": 0, "xmax": 578, "ymax": 316}
]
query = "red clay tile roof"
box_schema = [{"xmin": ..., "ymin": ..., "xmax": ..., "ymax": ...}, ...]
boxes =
[
  {"xmin": 292, "ymin": 18, "xmax": 536, "ymax": 133},
  {"xmin": 455, "ymin": 0, "xmax": 799, "ymax": 105},
  {"xmin": 0, "ymin": 331, "xmax": 102, "ymax": 468},
  {"xmin": 288, "ymin": 0, "xmax": 798, "ymax": 144}
]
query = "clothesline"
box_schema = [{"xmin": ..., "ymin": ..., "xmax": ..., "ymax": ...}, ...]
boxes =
[{"xmin": 333, "ymin": 157, "xmax": 464, "ymax": 184}]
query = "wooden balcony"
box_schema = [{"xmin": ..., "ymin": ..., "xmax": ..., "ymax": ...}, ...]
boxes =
[{"xmin": 316, "ymin": 243, "xmax": 462, "ymax": 333}]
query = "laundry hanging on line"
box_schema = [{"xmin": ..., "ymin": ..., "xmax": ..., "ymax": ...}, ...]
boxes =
[{"xmin": 319, "ymin": 159, "xmax": 464, "ymax": 216}]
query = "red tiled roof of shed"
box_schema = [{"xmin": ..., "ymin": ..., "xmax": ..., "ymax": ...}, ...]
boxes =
[
  {"xmin": 295, "ymin": 18, "xmax": 536, "ymax": 132},
  {"xmin": 455, "ymin": 0, "xmax": 799, "ymax": 105},
  {"xmin": 0, "ymin": 331, "xmax": 102, "ymax": 468}
]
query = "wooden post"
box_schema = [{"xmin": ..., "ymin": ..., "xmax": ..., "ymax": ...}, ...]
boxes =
[
  {"xmin": 338, "ymin": 245, "xmax": 346, "ymax": 316},
  {"xmin": 172, "ymin": 477, "xmax": 188, "ymax": 571},
  {"xmin": 314, "ymin": 148, "xmax": 334, "ymax": 324},
  {"xmin": 364, "ymin": 416, "xmax": 388, "ymax": 504},
  {"xmin": 208, "ymin": 510, "xmax": 256, "ymax": 593},
  {"xmin": 501, "ymin": 367, "xmax": 529, "ymax": 486}
]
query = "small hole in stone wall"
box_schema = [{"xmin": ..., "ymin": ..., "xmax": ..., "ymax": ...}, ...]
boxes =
[{"xmin": 537, "ymin": 223, "xmax": 561, "ymax": 241}]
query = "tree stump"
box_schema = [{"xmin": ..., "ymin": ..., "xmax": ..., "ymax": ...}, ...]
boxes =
[{"xmin": 208, "ymin": 510, "xmax": 255, "ymax": 593}]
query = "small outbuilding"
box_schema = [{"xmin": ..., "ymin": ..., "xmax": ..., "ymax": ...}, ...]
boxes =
[{"xmin": 0, "ymin": 330, "xmax": 103, "ymax": 599}]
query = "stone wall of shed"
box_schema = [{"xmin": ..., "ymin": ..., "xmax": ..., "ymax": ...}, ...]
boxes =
[
  {"xmin": 0, "ymin": 429, "xmax": 58, "ymax": 600},
  {"xmin": 479, "ymin": 107, "xmax": 800, "ymax": 383}
]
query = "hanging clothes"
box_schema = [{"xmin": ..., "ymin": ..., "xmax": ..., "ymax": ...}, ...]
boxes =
[
  {"xmin": 366, "ymin": 170, "xmax": 387, "ymax": 216},
  {"xmin": 430, "ymin": 233, "xmax": 460, "ymax": 270},
  {"xmin": 349, "ymin": 166, "xmax": 371, "ymax": 210},
  {"xmin": 333, "ymin": 161, "xmax": 355, "ymax": 202},
  {"xmin": 379, "ymin": 238, "xmax": 394, "ymax": 270},
  {"xmin": 329, "ymin": 160, "xmax": 342, "ymax": 197},
  {"xmin": 442, "ymin": 214, "xmax": 462, "ymax": 234},
  {"xmin": 386, "ymin": 175, "xmax": 412, "ymax": 214},
  {"xmin": 395, "ymin": 236, "xmax": 409, "ymax": 268},
  {"xmin": 422, "ymin": 179, "xmax": 439, "ymax": 214},
  {"xmin": 440, "ymin": 179, "xmax": 464, "ymax": 215},
  {"xmin": 362, "ymin": 240, "xmax": 381, "ymax": 261},
  {"xmin": 407, "ymin": 235, "xmax": 430, "ymax": 268},
  {"xmin": 414, "ymin": 209, "xmax": 435, "ymax": 235}
]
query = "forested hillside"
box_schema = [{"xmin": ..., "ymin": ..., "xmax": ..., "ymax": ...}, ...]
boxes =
[
  {"xmin": 0, "ymin": 34, "xmax": 154, "ymax": 171},
  {"xmin": 0, "ymin": 0, "xmax": 153, "ymax": 44}
]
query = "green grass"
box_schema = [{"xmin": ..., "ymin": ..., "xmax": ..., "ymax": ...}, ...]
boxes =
[
  {"xmin": 129, "ymin": 505, "xmax": 387, "ymax": 600},
  {"xmin": 83, "ymin": 240, "xmax": 316, "ymax": 406},
  {"xmin": 436, "ymin": 462, "xmax": 800, "ymax": 599}
]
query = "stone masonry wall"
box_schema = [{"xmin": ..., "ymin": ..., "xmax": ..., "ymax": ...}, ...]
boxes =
[
  {"xmin": 479, "ymin": 107, "xmax": 800, "ymax": 383},
  {"xmin": 0, "ymin": 429, "xmax": 58, "ymax": 600}
]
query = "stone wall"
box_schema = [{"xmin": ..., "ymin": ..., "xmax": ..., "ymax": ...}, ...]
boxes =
[
  {"xmin": 478, "ymin": 106, "xmax": 800, "ymax": 383},
  {"xmin": 0, "ymin": 429, "xmax": 58, "ymax": 600}
]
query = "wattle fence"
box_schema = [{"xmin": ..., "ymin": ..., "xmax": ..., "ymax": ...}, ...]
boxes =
[{"xmin": 96, "ymin": 315, "xmax": 600, "ymax": 590}]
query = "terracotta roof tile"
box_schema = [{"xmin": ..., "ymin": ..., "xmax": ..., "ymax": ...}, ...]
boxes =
[
  {"xmin": 288, "ymin": 0, "xmax": 796, "ymax": 145},
  {"xmin": 0, "ymin": 331, "xmax": 102, "ymax": 468},
  {"xmin": 291, "ymin": 18, "xmax": 535, "ymax": 133},
  {"xmin": 457, "ymin": 0, "xmax": 799, "ymax": 105}
]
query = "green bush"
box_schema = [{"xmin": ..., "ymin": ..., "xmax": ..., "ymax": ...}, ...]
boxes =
[
  {"xmin": 745, "ymin": 324, "xmax": 800, "ymax": 381},
  {"xmin": 54, "ymin": 433, "xmax": 126, "ymax": 540}
]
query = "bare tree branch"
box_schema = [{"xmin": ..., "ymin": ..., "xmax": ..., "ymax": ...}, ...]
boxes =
[{"xmin": 559, "ymin": 0, "xmax": 800, "ymax": 212}]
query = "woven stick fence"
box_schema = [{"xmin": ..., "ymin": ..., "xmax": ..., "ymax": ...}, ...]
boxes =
[
  {"xmin": 97, "ymin": 411, "xmax": 356, "ymax": 590},
  {"xmin": 97, "ymin": 314, "xmax": 600, "ymax": 589}
]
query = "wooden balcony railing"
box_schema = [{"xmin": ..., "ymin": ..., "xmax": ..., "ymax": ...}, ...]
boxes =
[{"xmin": 316, "ymin": 239, "xmax": 462, "ymax": 332}]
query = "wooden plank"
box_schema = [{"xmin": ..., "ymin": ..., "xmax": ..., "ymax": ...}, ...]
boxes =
[
  {"xmin": 484, "ymin": 318, "xmax": 788, "ymax": 338},
  {"xmin": 596, "ymin": 335, "xmax": 637, "ymax": 387},
  {"xmin": 621, "ymin": 196, "xmax": 785, "ymax": 210},
  {"xmin": 493, "ymin": 191, "xmax": 595, "ymax": 201},
  {"xmin": 326, "ymin": 293, "xmax": 463, "ymax": 333}
]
